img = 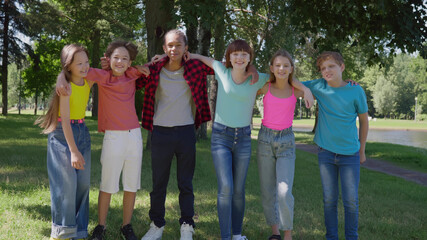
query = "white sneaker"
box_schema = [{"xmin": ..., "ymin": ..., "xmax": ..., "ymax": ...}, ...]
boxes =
[
  {"xmin": 180, "ymin": 223, "xmax": 195, "ymax": 240},
  {"xmin": 141, "ymin": 222, "xmax": 164, "ymax": 240},
  {"xmin": 232, "ymin": 235, "xmax": 248, "ymax": 240}
]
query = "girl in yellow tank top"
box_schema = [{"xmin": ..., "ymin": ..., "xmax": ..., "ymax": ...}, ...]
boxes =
[{"xmin": 35, "ymin": 44, "xmax": 95, "ymax": 240}]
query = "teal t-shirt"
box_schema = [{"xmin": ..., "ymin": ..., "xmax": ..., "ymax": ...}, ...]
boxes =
[
  {"xmin": 303, "ymin": 78, "xmax": 368, "ymax": 155},
  {"xmin": 212, "ymin": 60, "xmax": 268, "ymax": 127}
]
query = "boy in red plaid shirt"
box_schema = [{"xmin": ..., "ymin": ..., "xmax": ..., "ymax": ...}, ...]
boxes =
[{"xmin": 138, "ymin": 29, "xmax": 213, "ymax": 240}]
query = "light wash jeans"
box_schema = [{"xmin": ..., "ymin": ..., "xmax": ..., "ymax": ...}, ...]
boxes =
[
  {"xmin": 318, "ymin": 147, "xmax": 360, "ymax": 240},
  {"xmin": 211, "ymin": 122, "xmax": 252, "ymax": 240},
  {"xmin": 257, "ymin": 124, "xmax": 295, "ymax": 230},
  {"xmin": 47, "ymin": 121, "xmax": 91, "ymax": 239}
]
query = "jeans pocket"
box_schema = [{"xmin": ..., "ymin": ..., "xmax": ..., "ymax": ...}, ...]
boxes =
[
  {"xmin": 243, "ymin": 126, "xmax": 252, "ymax": 137},
  {"xmin": 49, "ymin": 130, "xmax": 68, "ymax": 153},
  {"xmin": 212, "ymin": 123, "xmax": 227, "ymax": 134},
  {"xmin": 257, "ymin": 130, "xmax": 269, "ymax": 144}
]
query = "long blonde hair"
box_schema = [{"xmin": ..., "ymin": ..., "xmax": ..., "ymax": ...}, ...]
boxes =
[
  {"xmin": 269, "ymin": 49, "xmax": 295, "ymax": 85},
  {"xmin": 35, "ymin": 44, "xmax": 89, "ymax": 134}
]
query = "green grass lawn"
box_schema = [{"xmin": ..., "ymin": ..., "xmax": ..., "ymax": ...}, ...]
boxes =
[
  {"xmin": 1, "ymin": 114, "xmax": 426, "ymax": 239},
  {"xmin": 253, "ymin": 116, "xmax": 427, "ymax": 130}
]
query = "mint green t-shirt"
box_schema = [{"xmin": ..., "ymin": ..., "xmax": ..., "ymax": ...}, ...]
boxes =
[
  {"xmin": 303, "ymin": 78, "xmax": 368, "ymax": 155},
  {"xmin": 212, "ymin": 60, "xmax": 268, "ymax": 127}
]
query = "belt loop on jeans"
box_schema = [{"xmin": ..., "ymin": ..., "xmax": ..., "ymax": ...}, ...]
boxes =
[{"xmin": 58, "ymin": 118, "xmax": 85, "ymax": 124}]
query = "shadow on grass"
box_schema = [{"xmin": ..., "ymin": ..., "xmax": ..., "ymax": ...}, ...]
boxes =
[{"xmin": 24, "ymin": 204, "xmax": 51, "ymax": 222}]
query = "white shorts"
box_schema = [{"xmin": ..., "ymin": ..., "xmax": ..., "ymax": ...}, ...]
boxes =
[{"xmin": 99, "ymin": 128, "xmax": 143, "ymax": 193}]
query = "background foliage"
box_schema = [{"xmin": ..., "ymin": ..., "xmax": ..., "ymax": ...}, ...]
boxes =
[{"xmin": 1, "ymin": 0, "xmax": 426, "ymax": 119}]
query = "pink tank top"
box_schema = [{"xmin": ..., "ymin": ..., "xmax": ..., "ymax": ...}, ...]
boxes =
[{"xmin": 261, "ymin": 83, "xmax": 297, "ymax": 130}]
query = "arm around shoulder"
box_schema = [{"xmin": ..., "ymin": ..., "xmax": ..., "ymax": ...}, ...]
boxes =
[
  {"xmin": 257, "ymin": 83, "xmax": 268, "ymax": 96},
  {"xmin": 291, "ymin": 77, "xmax": 314, "ymax": 108},
  {"xmin": 188, "ymin": 53, "xmax": 214, "ymax": 69}
]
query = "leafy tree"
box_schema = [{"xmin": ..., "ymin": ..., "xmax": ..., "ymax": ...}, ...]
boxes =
[
  {"xmin": 289, "ymin": 0, "xmax": 427, "ymax": 65},
  {"xmin": 360, "ymin": 53, "xmax": 427, "ymax": 118},
  {"xmin": 22, "ymin": 38, "xmax": 63, "ymax": 115},
  {"xmin": 359, "ymin": 65, "xmax": 384, "ymax": 117},
  {"xmin": 373, "ymin": 76, "xmax": 397, "ymax": 118},
  {"xmin": 409, "ymin": 55, "xmax": 427, "ymax": 115},
  {"xmin": 7, "ymin": 63, "xmax": 23, "ymax": 107},
  {"xmin": 1, "ymin": 0, "xmax": 30, "ymax": 115},
  {"xmin": 385, "ymin": 54, "xmax": 418, "ymax": 118},
  {"xmin": 22, "ymin": 0, "xmax": 146, "ymax": 116}
]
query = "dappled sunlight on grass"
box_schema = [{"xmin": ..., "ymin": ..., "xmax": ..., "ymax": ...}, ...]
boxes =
[{"xmin": 1, "ymin": 114, "xmax": 427, "ymax": 239}]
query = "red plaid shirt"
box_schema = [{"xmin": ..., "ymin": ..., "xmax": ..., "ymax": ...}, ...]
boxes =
[{"xmin": 136, "ymin": 57, "xmax": 214, "ymax": 131}]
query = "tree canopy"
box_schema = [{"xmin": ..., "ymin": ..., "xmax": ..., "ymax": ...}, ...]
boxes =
[{"xmin": 1, "ymin": 0, "xmax": 426, "ymax": 120}]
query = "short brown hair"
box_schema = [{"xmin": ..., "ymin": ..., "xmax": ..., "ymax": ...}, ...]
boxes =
[
  {"xmin": 269, "ymin": 49, "xmax": 295, "ymax": 84},
  {"xmin": 225, "ymin": 40, "xmax": 253, "ymax": 70},
  {"xmin": 105, "ymin": 40, "xmax": 138, "ymax": 61},
  {"xmin": 316, "ymin": 51, "xmax": 344, "ymax": 71}
]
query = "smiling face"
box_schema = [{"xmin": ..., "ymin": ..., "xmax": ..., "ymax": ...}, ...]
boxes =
[
  {"xmin": 68, "ymin": 51, "xmax": 89, "ymax": 82},
  {"xmin": 224, "ymin": 40, "xmax": 253, "ymax": 70},
  {"xmin": 319, "ymin": 58, "xmax": 345, "ymax": 82},
  {"xmin": 229, "ymin": 51, "xmax": 250, "ymax": 70},
  {"xmin": 110, "ymin": 46, "xmax": 132, "ymax": 76},
  {"xmin": 163, "ymin": 32, "xmax": 188, "ymax": 63},
  {"xmin": 270, "ymin": 56, "xmax": 293, "ymax": 82}
]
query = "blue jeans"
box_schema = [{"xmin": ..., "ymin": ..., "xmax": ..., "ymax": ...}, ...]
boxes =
[
  {"xmin": 318, "ymin": 147, "xmax": 360, "ymax": 240},
  {"xmin": 211, "ymin": 122, "xmax": 252, "ymax": 240},
  {"xmin": 257, "ymin": 125, "xmax": 295, "ymax": 230},
  {"xmin": 47, "ymin": 121, "xmax": 91, "ymax": 239}
]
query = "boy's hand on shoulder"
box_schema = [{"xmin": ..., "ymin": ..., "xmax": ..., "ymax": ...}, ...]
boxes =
[
  {"xmin": 184, "ymin": 51, "xmax": 191, "ymax": 61},
  {"xmin": 345, "ymin": 79, "xmax": 359, "ymax": 86},
  {"xmin": 56, "ymin": 71, "xmax": 71, "ymax": 96},
  {"xmin": 151, "ymin": 54, "xmax": 167, "ymax": 63},
  {"xmin": 245, "ymin": 65, "xmax": 259, "ymax": 85},
  {"xmin": 135, "ymin": 65, "xmax": 150, "ymax": 76},
  {"xmin": 100, "ymin": 53, "xmax": 110, "ymax": 70}
]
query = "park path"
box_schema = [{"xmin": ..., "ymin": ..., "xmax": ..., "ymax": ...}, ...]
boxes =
[
  {"xmin": 295, "ymin": 143, "xmax": 427, "ymax": 187},
  {"xmin": 251, "ymin": 122, "xmax": 427, "ymax": 187}
]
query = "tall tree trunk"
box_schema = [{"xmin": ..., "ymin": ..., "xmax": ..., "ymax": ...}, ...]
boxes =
[
  {"xmin": 1, "ymin": 0, "xmax": 10, "ymax": 115},
  {"xmin": 146, "ymin": 0, "xmax": 174, "ymax": 59},
  {"xmin": 210, "ymin": 0, "xmax": 226, "ymax": 124},
  {"xmin": 34, "ymin": 89, "xmax": 38, "ymax": 115},
  {"xmin": 90, "ymin": 28, "xmax": 101, "ymax": 118},
  {"xmin": 186, "ymin": 21, "xmax": 198, "ymax": 53},
  {"xmin": 29, "ymin": 49, "xmax": 41, "ymax": 116},
  {"xmin": 195, "ymin": 19, "xmax": 212, "ymax": 140},
  {"xmin": 312, "ymin": 104, "xmax": 318, "ymax": 133},
  {"xmin": 145, "ymin": 0, "xmax": 175, "ymax": 149}
]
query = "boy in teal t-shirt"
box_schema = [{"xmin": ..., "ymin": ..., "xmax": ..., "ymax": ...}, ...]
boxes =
[{"xmin": 302, "ymin": 51, "xmax": 369, "ymax": 240}]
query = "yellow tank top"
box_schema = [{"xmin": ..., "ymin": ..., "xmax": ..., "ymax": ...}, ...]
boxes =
[{"xmin": 58, "ymin": 79, "xmax": 90, "ymax": 119}]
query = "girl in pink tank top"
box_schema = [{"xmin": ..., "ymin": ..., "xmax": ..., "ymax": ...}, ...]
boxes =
[{"xmin": 256, "ymin": 49, "xmax": 311, "ymax": 240}]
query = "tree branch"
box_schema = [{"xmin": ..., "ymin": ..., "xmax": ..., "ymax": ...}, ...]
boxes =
[{"xmin": 230, "ymin": 8, "xmax": 277, "ymax": 24}]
